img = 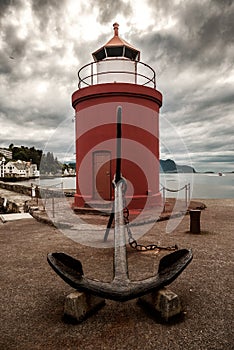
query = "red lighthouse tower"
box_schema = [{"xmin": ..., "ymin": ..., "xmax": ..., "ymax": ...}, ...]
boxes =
[{"xmin": 72, "ymin": 23, "xmax": 162, "ymax": 210}]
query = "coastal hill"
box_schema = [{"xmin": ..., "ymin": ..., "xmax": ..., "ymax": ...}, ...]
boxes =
[
  {"xmin": 67, "ymin": 159, "xmax": 196, "ymax": 173},
  {"xmin": 1, "ymin": 144, "xmax": 196, "ymax": 174},
  {"xmin": 160, "ymin": 159, "xmax": 196, "ymax": 173}
]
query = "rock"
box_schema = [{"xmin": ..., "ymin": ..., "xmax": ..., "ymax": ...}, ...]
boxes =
[
  {"xmin": 64, "ymin": 291, "xmax": 105, "ymax": 323},
  {"xmin": 139, "ymin": 287, "xmax": 182, "ymax": 321}
]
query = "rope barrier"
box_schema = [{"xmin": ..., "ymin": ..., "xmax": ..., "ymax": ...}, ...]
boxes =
[
  {"xmin": 160, "ymin": 183, "xmax": 187, "ymax": 193},
  {"xmin": 160, "ymin": 183, "xmax": 191, "ymax": 212},
  {"xmin": 40, "ymin": 182, "xmax": 63, "ymax": 189}
]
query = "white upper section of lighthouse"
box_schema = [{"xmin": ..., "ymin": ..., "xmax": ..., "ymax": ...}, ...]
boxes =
[{"xmin": 77, "ymin": 23, "xmax": 156, "ymax": 88}]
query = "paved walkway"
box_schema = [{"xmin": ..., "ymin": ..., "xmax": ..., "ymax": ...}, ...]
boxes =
[{"xmin": 0, "ymin": 198, "xmax": 233, "ymax": 349}]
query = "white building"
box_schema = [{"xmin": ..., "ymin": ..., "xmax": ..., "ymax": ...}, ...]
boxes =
[
  {"xmin": 4, "ymin": 160, "xmax": 40, "ymax": 178},
  {"xmin": 28, "ymin": 163, "xmax": 40, "ymax": 177}
]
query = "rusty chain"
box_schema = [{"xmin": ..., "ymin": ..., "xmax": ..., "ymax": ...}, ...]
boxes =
[{"xmin": 122, "ymin": 190, "xmax": 178, "ymax": 252}]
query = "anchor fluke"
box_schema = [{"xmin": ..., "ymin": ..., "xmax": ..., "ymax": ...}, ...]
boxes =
[{"xmin": 47, "ymin": 252, "xmax": 83, "ymax": 281}]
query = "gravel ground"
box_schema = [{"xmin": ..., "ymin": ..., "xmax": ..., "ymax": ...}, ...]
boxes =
[{"xmin": 0, "ymin": 199, "xmax": 233, "ymax": 350}]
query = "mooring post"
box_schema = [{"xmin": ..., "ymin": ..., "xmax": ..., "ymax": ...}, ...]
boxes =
[{"xmin": 189, "ymin": 209, "xmax": 201, "ymax": 234}]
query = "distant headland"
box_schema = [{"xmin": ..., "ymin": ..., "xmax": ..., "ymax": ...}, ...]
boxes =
[{"xmin": 160, "ymin": 159, "xmax": 196, "ymax": 173}]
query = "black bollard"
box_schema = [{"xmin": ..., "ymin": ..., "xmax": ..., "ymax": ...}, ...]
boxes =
[{"xmin": 189, "ymin": 210, "xmax": 201, "ymax": 234}]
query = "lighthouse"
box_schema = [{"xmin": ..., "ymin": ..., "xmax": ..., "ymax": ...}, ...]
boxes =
[{"xmin": 72, "ymin": 23, "xmax": 162, "ymax": 210}]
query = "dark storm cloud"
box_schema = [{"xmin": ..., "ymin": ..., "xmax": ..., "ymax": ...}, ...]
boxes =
[
  {"xmin": 3, "ymin": 24, "xmax": 28, "ymax": 59},
  {"xmin": 135, "ymin": 0, "xmax": 234, "ymax": 70},
  {"xmin": 89, "ymin": 0, "xmax": 132, "ymax": 24},
  {"xmin": 164, "ymin": 85, "xmax": 234, "ymax": 126},
  {"xmin": 0, "ymin": 0, "xmax": 233, "ymax": 171},
  {"xmin": 31, "ymin": 0, "xmax": 66, "ymax": 32},
  {"xmin": 196, "ymin": 139, "xmax": 233, "ymax": 153},
  {"xmin": 72, "ymin": 0, "xmax": 133, "ymax": 65},
  {"xmin": 132, "ymin": 0, "xmax": 234, "ymax": 173},
  {"xmin": 198, "ymin": 154, "xmax": 234, "ymax": 163},
  {"xmin": 0, "ymin": 0, "xmax": 23, "ymax": 18},
  {"xmin": 197, "ymin": 91, "xmax": 234, "ymax": 112},
  {"xmin": 0, "ymin": 52, "xmax": 12, "ymax": 74}
]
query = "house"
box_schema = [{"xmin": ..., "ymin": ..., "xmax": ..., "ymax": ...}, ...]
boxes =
[
  {"xmin": 28, "ymin": 163, "xmax": 40, "ymax": 177},
  {"xmin": 5, "ymin": 160, "xmax": 27, "ymax": 177},
  {"xmin": 4, "ymin": 160, "xmax": 40, "ymax": 178}
]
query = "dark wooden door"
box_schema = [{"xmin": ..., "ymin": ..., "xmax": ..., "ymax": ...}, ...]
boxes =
[{"xmin": 93, "ymin": 151, "xmax": 111, "ymax": 200}]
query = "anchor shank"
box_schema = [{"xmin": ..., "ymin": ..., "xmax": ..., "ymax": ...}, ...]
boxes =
[
  {"xmin": 113, "ymin": 180, "xmax": 129, "ymax": 283},
  {"xmin": 115, "ymin": 106, "xmax": 122, "ymax": 183}
]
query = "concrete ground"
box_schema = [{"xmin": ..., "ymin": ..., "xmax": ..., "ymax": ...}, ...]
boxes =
[{"xmin": 0, "ymin": 199, "xmax": 233, "ymax": 350}]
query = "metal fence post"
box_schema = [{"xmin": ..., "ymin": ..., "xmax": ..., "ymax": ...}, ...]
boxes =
[
  {"xmin": 188, "ymin": 183, "xmax": 191, "ymax": 203},
  {"xmin": 162, "ymin": 186, "xmax": 166, "ymax": 212},
  {"xmin": 52, "ymin": 196, "xmax": 55, "ymax": 218}
]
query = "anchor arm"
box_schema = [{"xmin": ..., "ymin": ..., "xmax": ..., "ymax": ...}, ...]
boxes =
[{"xmin": 47, "ymin": 248, "xmax": 193, "ymax": 302}]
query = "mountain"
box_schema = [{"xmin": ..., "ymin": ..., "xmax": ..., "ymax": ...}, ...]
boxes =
[{"xmin": 160, "ymin": 159, "xmax": 196, "ymax": 173}]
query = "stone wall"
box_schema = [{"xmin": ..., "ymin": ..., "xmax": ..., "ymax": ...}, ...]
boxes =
[
  {"xmin": 0, "ymin": 181, "xmax": 64, "ymax": 198},
  {"xmin": 0, "ymin": 181, "xmax": 33, "ymax": 197}
]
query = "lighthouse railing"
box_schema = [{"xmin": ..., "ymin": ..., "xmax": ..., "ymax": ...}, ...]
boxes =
[{"xmin": 77, "ymin": 59, "xmax": 156, "ymax": 89}]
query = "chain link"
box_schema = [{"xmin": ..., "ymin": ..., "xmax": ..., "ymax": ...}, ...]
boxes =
[{"xmin": 122, "ymin": 191, "xmax": 178, "ymax": 253}]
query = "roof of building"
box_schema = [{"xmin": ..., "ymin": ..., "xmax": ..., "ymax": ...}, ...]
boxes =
[
  {"xmin": 13, "ymin": 163, "xmax": 26, "ymax": 170},
  {"xmin": 6, "ymin": 161, "xmax": 26, "ymax": 170},
  {"xmin": 92, "ymin": 23, "xmax": 140, "ymax": 62}
]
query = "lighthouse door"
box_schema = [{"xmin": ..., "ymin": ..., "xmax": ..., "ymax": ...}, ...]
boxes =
[{"xmin": 93, "ymin": 151, "xmax": 111, "ymax": 200}]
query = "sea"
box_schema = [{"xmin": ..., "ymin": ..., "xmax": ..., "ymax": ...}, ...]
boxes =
[{"xmin": 18, "ymin": 173, "xmax": 234, "ymax": 199}]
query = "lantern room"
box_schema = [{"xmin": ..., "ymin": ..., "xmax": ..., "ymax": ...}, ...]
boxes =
[
  {"xmin": 72, "ymin": 23, "xmax": 162, "ymax": 210},
  {"xmin": 92, "ymin": 22, "xmax": 140, "ymax": 84}
]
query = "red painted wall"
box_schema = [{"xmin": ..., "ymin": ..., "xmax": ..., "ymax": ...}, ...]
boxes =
[{"xmin": 72, "ymin": 83, "xmax": 162, "ymax": 209}]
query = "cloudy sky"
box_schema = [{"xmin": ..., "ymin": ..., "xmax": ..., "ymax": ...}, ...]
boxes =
[{"xmin": 0, "ymin": 0, "xmax": 233, "ymax": 172}]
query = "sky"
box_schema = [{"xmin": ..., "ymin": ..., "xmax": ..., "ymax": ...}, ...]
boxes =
[{"xmin": 0, "ymin": 0, "xmax": 233, "ymax": 172}]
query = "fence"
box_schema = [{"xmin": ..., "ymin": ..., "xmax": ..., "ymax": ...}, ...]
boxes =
[
  {"xmin": 160, "ymin": 183, "xmax": 191, "ymax": 212},
  {"xmin": 30, "ymin": 181, "xmax": 191, "ymax": 217},
  {"xmin": 37, "ymin": 182, "xmax": 64, "ymax": 218}
]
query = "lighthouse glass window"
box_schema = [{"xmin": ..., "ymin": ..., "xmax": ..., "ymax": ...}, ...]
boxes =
[
  {"xmin": 106, "ymin": 46, "xmax": 123, "ymax": 57},
  {"xmin": 125, "ymin": 47, "xmax": 139, "ymax": 60},
  {"xmin": 94, "ymin": 48, "xmax": 106, "ymax": 61}
]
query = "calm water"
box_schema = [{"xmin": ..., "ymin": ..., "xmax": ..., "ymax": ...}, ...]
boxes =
[
  {"xmin": 19, "ymin": 173, "xmax": 234, "ymax": 199},
  {"xmin": 160, "ymin": 173, "xmax": 234, "ymax": 199}
]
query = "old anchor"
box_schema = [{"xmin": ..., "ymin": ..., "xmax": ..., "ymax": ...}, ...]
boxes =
[{"xmin": 47, "ymin": 106, "xmax": 193, "ymax": 303}]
